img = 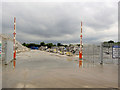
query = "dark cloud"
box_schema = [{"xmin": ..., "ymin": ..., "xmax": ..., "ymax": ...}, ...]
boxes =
[{"xmin": 2, "ymin": 2, "xmax": 118, "ymax": 44}]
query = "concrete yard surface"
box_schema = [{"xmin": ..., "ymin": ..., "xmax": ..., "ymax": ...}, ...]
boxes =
[{"xmin": 2, "ymin": 50, "xmax": 118, "ymax": 88}]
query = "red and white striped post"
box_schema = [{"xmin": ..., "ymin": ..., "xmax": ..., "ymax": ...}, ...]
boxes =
[
  {"xmin": 13, "ymin": 17, "xmax": 16, "ymax": 68},
  {"xmin": 79, "ymin": 21, "xmax": 82, "ymax": 60}
]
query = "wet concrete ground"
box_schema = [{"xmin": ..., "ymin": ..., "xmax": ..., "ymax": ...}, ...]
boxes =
[{"xmin": 2, "ymin": 50, "xmax": 118, "ymax": 88}]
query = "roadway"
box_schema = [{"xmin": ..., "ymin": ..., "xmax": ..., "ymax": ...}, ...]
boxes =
[{"xmin": 2, "ymin": 50, "xmax": 118, "ymax": 88}]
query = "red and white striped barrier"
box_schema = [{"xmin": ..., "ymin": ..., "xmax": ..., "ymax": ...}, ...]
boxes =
[
  {"xmin": 79, "ymin": 21, "xmax": 82, "ymax": 60},
  {"xmin": 13, "ymin": 17, "xmax": 16, "ymax": 68}
]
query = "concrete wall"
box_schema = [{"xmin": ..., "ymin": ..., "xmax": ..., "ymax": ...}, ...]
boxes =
[
  {"xmin": 4, "ymin": 40, "xmax": 13, "ymax": 64},
  {"xmin": 2, "ymin": 40, "xmax": 13, "ymax": 64}
]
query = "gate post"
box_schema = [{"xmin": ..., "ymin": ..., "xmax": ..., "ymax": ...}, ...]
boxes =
[{"xmin": 100, "ymin": 42, "xmax": 103, "ymax": 64}]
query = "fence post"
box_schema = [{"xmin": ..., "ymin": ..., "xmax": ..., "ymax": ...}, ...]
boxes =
[
  {"xmin": 93, "ymin": 44, "xmax": 94, "ymax": 63},
  {"xmin": 100, "ymin": 42, "xmax": 103, "ymax": 64}
]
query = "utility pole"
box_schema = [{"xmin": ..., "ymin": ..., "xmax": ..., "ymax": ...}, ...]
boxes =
[{"xmin": 13, "ymin": 17, "xmax": 16, "ymax": 68}]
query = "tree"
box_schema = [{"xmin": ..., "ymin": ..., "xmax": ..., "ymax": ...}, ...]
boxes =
[
  {"xmin": 108, "ymin": 40, "xmax": 114, "ymax": 43},
  {"xmin": 53, "ymin": 44, "xmax": 56, "ymax": 46},
  {"xmin": 40, "ymin": 42, "xmax": 45, "ymax": 46},
  {"xmin": 46, "ymin": 43, "xmax": 53, "ymax": 48},
  {"xmin": 22, "ymin": 43, "xmax": 26, "ymax": 46},
  {"xmin": 64, "ymin": 45, "xmax": 68, "ymax": 47},
  {"xmin": 28, "ymin": 43, "xmax": 36, "ymax": 48},
  {"xmin": 69, "ymin": 44, "xmax": 73, "ymax": 47},
  {"xmin": 57, "ymin": 43, "xmax": 62, "ymax": 46}
]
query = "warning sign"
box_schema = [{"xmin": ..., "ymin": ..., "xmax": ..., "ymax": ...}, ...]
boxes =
[{"xmin": 112, "ymin": 46, "xmax": 120, "ymax": 59}]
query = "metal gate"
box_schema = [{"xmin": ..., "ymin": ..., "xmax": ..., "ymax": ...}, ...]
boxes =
[
  {"xmin": 83, "ymin": 44, "xmax": 100, "ymax": 64},
  {"xmin": 102, "ymin": 43, "xmax": 118, "ymax": 64},
  {"xmin": 82, "ymin": 43, "xmax": 118, "ymax": 64}
]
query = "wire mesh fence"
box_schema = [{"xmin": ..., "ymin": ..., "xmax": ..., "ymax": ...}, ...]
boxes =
[
  {"xmin": 103, "ymin": 46, "xmax": 118, "ymax": 64},
  {"xmin": 83, "ymin": 43, "xmax": 118, "ymax": 64},
  {"xmin": 83, "ymin": 44, "xmax": 100, "ymax": 64}
]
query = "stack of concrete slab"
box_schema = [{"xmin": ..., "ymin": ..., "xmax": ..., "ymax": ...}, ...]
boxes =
[{"xmin": 16, "ymin": 40, "xmax": 30, "ymax": 53}]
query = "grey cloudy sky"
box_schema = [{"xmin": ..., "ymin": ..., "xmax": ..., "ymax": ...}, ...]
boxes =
[{"xmin": 2, "ymin": 1, "xmax": 118, "ymax": 44}]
